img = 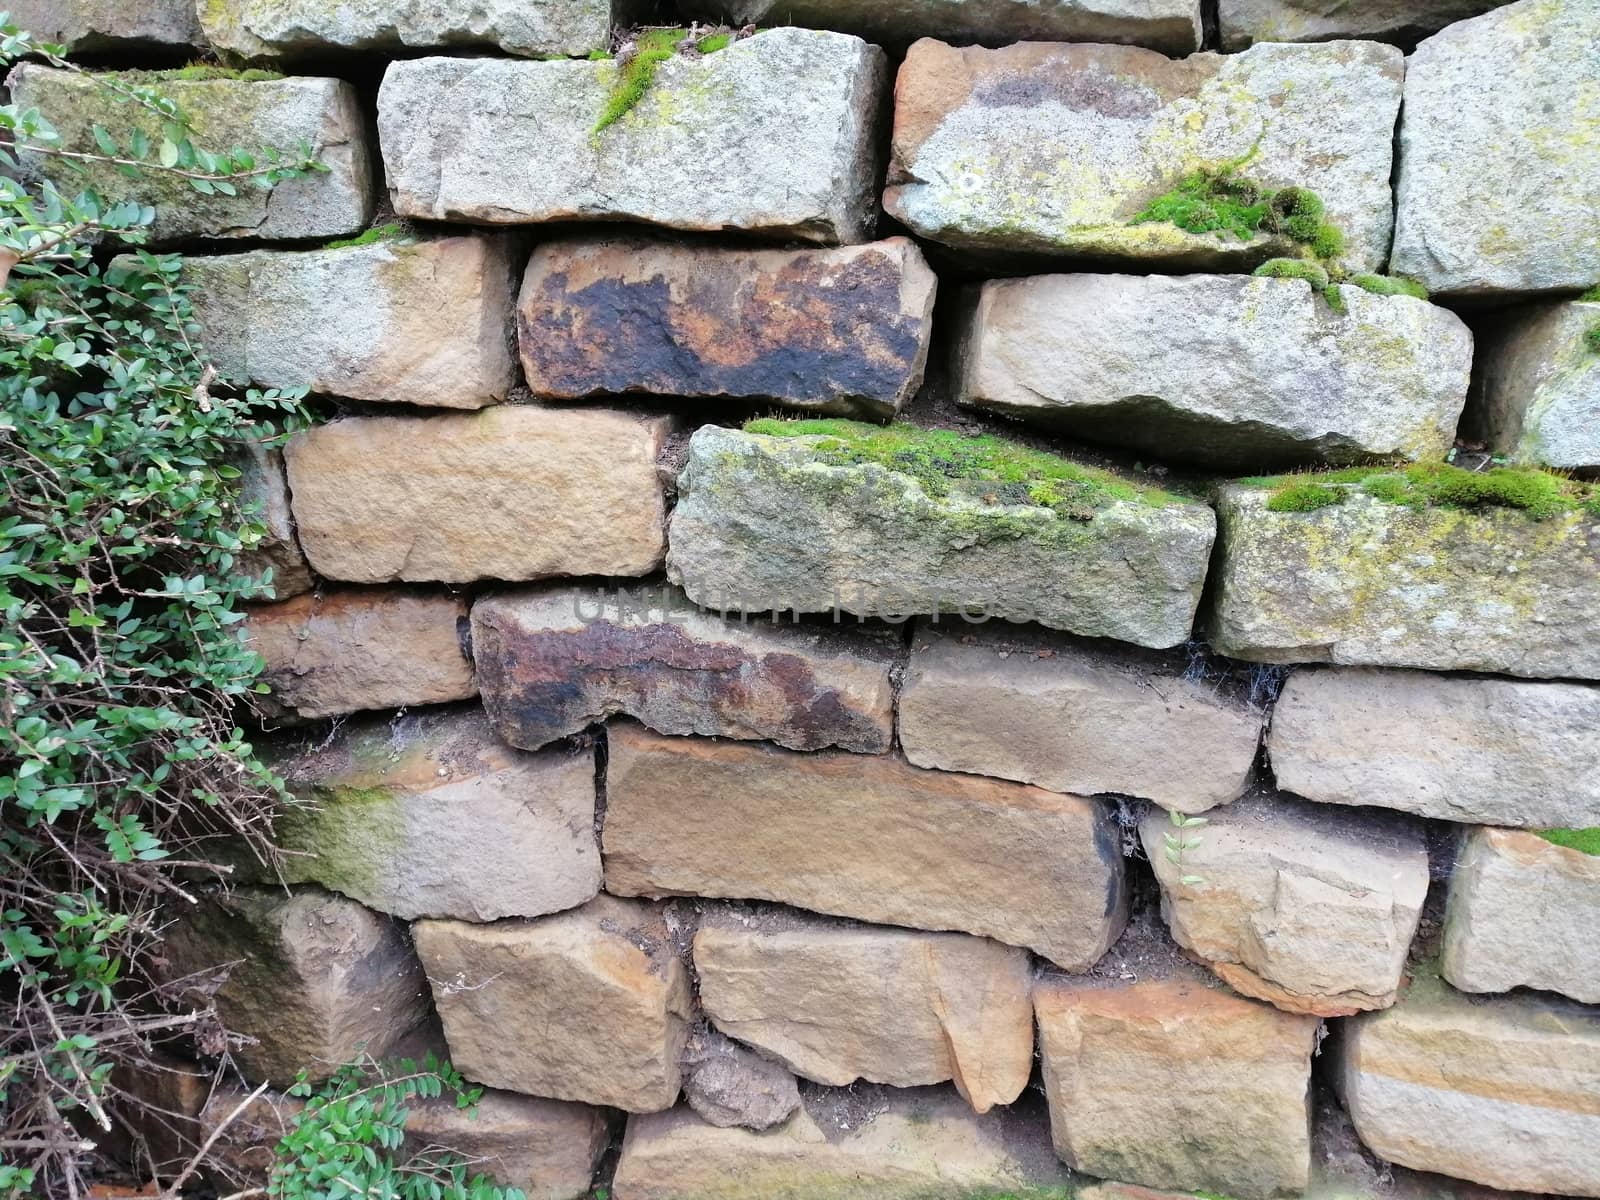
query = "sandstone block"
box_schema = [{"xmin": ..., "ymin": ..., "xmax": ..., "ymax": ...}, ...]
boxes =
[
  {"xmin": 1468, "ymin": 296, "xmax": 1600, "ymax": 471},
  {"xmin": 898, "ymin": 622, "xmax": 1261, "ymax": 813},
  {"xmin": 378, "ymin": 30, "xmax": 886, "ymax": 244},
  {"xmin": 403, "ymin": 1090, "xmax": 609, "ymax": 1200},
  {"xmin": 245, "ymin": 589, "xmax": 475, "ymax": 720},
  {"xmin": 161, "ymin": 888, "xmax": 435, "ymax": 1086},
  {"xmin": 1333, "ymin": 969, "xmax": 1600, "ymax": 1196},
  {"xmin": 284, "ymin": 409, "xmax": 674, "ymax": 584},
  {"xmin": 413, "ymin": 896, "xmax": 692, "ymax": 1112},
  {"xmin": 1391, "ymin": 0, "xmax": 1600, "ymax": 297},
  {"xmin": 1208, "ymin": 483, "xmax": 1600, "ymax": 678},
  {"xmin": 611, "ymin": 1088, "xmax": 1073, "ymax": 1200},
  {"xmin": 680, "ymin": 1027, "xmax": 800, "ymax": 1132},
  {"xmin": 1140, "ymin": 791, "xmax": 1429, "ymax": 1015},
  {"xmin": 885, "ymin": 39, "xmax": 1400, "ymax": 270},
  {"xmin": 200, "ymin": 0, "xmax": 632, "ymax": 58},
  {"xmin": 111, "ymin": 1053, "xmax": 209, "ymax": 1180},
  {"xmin": 1268, "ymin": 667, "xmax": 1600, "ymax": 826},
  {"xmin": 237, "ymin": 444, "xmax": 312, "ymax": 600},
  {"xmin": 471, "ymin": 585, "xmax": 899, "ymax": 754},
  {"xmin": 1442, "ymin": 827, "xmax": 1600, "ymax": 1004},
  {"xmin": 957, "ymin": 273, "xmax": 1472, "ymax": 468},
  {"xmin": 198, "ymin": 1086, "xmax": 305, "ymax": 1185},
  {"xmin": 186, "ymin": 237, "xmax": 518, "ymax": 411},
  {"xmin": 7, "ymin": 0, "xmax": 201, "ymax": 50},
  {"xmin": 666, "ymin": 424, "xmax": 1215, "ymax": 649},
  {"xmin": 7, "ymin": 66, "xmax": 372, "ymax": 243},
  {"xmin": 1219, "ymin": 0, "xmax": 1503, "ymax": 49},
  {"xmin": 264, "ymin": 708, "xmax": 599, "ymax": 922},
  {"xmin": 695, "ymin": 916, "xmax": 1032, "ymax": 1113},
  {"xmin": 604, "ymin": 724, "xmax": 1126, "ymax": 970},
  {"xmin": 1036, "ymin": 973, "xmax": 1318, "ymax": 1199}
]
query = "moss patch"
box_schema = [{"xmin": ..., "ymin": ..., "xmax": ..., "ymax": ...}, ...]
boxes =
[
  {"xmin": 1131, "ymin": 156, "xmax": 1342, "ymax": 261},
  {"xmin": 324, "ymin": 223, "xmax": 410, "ymax": 251},
  {"xmin": 1348, "ymin": 272, "xmax": 1429, "ymax": 300},
  {"xmin": 1265, "ymin": 482, "xmax": 1344, "ymax": 512},
  {"xmin": 1537, "ymin": 827, "xmax": 1600, "ymax": 855},
  {"xmin": 1583, "ymin": 324, "xmax": 1600, "ymax": 355},
  {"xmin": 1579, "ymin": 285, "xmax": 1600, "ymax": 302},
  {"xmin": 1252, "ymin": 258, "xmax": 1329, "ymax": 288},
  {"xmin": 593, "ymin": 27, "xmax": 732, "ymax": 135},
  {"xmin": 128, "ymin": 63, "xmax": 285, "ymax": 83},
  {"xmin": 1241, "ymin": 462, "xmax": 1600, "ymax": 520}
]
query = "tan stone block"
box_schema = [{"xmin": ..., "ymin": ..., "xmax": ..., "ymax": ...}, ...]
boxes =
[{"xmin": 404, "ymin": 1089, "xmax": 609, "ymax": 1200}]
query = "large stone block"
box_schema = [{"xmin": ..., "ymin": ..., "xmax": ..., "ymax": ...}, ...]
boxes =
[
  {"xmin": 1207, "ymin": 482, "xmax": 1600, "ymax": 678},
  {"xmin": 694, "ymin": 915, "xmax": 1032, "ymax": 1113},
  {"xmin": 1442, "ymin": 827, "xmax": 1600, "ymax": 1004},
  {"xmin": 666, "ymin": 424, "xmax": 1216, "ymax": 649},
  {"xmin": 264, "ymin": 708, "xmax": 599, "ymax": 922},
  {"xmin": 1140, "ymin": 791, "xmax": 1429, "ymax": 1015},
  {"xmin": 885, "ymin": 39, "xmax": 1401, "ymax": 270},
  {"xmin": 237, "ymin": 444, "xmax": 313, "ymax": 601},
  {"xmin": 403, "ymin": 1090, "xmax": 609, "ymax": 1200},
  {"xmin": 245, "ymin": 589, "xmax": 476, "ymax": 720},
  {"xmin": 1268, "ymin": 667, "xmax": 1600, "ymax": 827},
  {"xmin": 1333, "ymin": 968, "xmax": 1600, "ymax": 1196},
  {"xmin": 957, "ymin": 273, "xmax": 1472, "ymax": 469},
  {"xmin": 6, "ymin": 67, "xmax": 372, "ymax": 243},
  {"xmin": 604, "ymin": 724, "xmax": 1127, "ymax": 970},
  {"xmin": 185, "ymin": 237, "xmax": 518, "ymax": 411},
  {"xmin": 1036, "ymin": 972, "xmax": 1318, "ymax": 1199},
  {"xmin": 471, "ymin": 585, "xmax": 899, "ymax": 754},
  {"xmin": 378, "ymin": 30, "xmax": 886, "ymax": 244},
  {"xmin": 898, "ymin": 621, "xmax": 1261, "ymax": 813},
  {"xmin": 1467, "ymin": 297, "xmax": 1600, "ymax": 471},
  {"xmin": 161, "ymin": 888, "xmax": 435, "ymax": 1086},
  {"xmin": 200, "ymin": 0, "xmax": 632, "ymax": 58},
  {"xmin": 1391, "ymin": 0, "xmax": 1600, "ymax": 297},
  {"xmin": 611, "ymin": 1089, "xmax": 1073, "ymax": 1200},
  {"xmin": 519, "ymin": 236, "xmax": 936, "ymax": 419},
  {"xmin": 413, "ymin": 896, "xmax": 692, "ymax": 1112},
  {"xmin": 7, "ymin": 0, "xmax": 201, "ymax": 50},
  {"xmin": 284, "ymin": 409, "xmax": 674, "ymax": 584},
  {"xmin": 1219, "ymin": 0, "xmax": 1504, "ymax": 49}
]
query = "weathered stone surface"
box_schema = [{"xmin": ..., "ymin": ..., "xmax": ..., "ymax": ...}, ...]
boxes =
[
  {"xmin": 186, "ymin": 237, "xmax": 518, "ymax": 411},
  {"xmin": 612, "ymin": 1088, "xmax": 1073, "ymax": 1200},
  {"xmin": 1219, "ymin": 0, "xmax": 1503, "ymax": 49},
  {"xmin": 885, "ymin": 39, "xmax": 1400, "ymax": 270},
  {"xmin": 1268, "ymin": 667, "xmax": 1600, "ymax": 827},
  {"xmin": 1141, "ymin": 790, "xmax": 1429, "ymax": 1015},
  {"xmin": 200, "ymin": 0, "xmax": 631, "ymax": 58},
  {"xmin": 264, "ymin": 708, "xmax": 598, "ymax": 922},
  {"xmin": 1391, "ymin": 0, "xmax": 1600, "ymax": 297},
  {"xmin": 198, "ymin": 1086, "xmax": 305, "ymax": 1185},
  {"xmin": 285, "ymin": 409, "xmax": 674, "ymax": 584},
  {"xmin": 1208, "ymin": 484, "xmax": 1600, "ymax": 678},
  {"xmin": 471, "ymin": 585, "xmax": 899, "ymax": 754},
  {"xmin": 161, "ymin": 888, "xmax": 435, "ymax": 1086},
  {"xmin": 604, "ymin": 724, "xmax": 1127, "ymax": 969},
  {"xmin": 1036, "ymin": 972, "xmax": 1318, "ymax": 1199},
  {"xmin": 1442, "ymin": 827, "xmax": 1600, "ymax": 1004},
  {"xmin": 1468, "ymin": 297, "xmax": 1600, "ymax": 471},
  {"xmin": 957, "ymin": 273, "xmax": 1472, "ymax": 468},
  {"xmin": 111, "ymin": 1052, "xmax": 209, "ymax": 1180},
  {"xmin": 245, "ymin": 589, "xmax": 475, "ymax": 720},
  {"xmin": 899, "ymin": 622, "xmax": 1260, "ymax": 813},
  {"xmin": 7, "ymin": 0, "xmax": 201, "ymax": 50},
  {"xmin": 695, "ymin": 917, "xmax": 1032, "ymax": 1113},
  {"xmin": 718, "ymin": 0, "xmax": 1200, "ymax": 52},
  {"xmin": 680, "ymin": 1027, "xmax": 800, "ymax": 1132},
  {"xmin": 7, "ymin": 67, "xmax": 372, "ymax": 243},
  {"xmin": 667, "ymin": 425, "xmax": 1215, "ymax": 648},
  {"xmin": 413, "ymin": 896, "xmax": 692, "ymax": 1112},
  {"xmin": 378, "ymin": 30, "xmax": 886, "ymax": 244},
  {"xmin": 237, "ymin": 444, "xmax": 313, "ymax": 600},
  {"xmin": 519, "ymin": 237, "xmax": 936, "ymax": 419},
  {"xmin": 1333, "ymin": 968, "xmax": 1600, "ymax": 1196},
  {"xmin": 403, "ymin": 1090, "xmax": 609, "ymax": 1200}
]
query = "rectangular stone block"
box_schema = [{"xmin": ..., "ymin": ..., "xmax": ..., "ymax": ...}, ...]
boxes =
[
  {"xmin": 377, "ymin": 30, "xmax": 886, "ymax": 243},
  {"xmin": 518, "ymin": 236, "xmax": 937, "ymax": 419},
  {"xmin": 245, "ymin": 589, "xmax": 476, "ymax": 720},
  {"xmin": 264, "ymin": 708, "xmax": 599, "ymax": 922},
  {"xmin": 1268, "ymin": 667, "xmax": 1600, "ymax": 827},
  {"xmin": 1467, "ymin": 296, "xmax": 1600, "ymax": 471},
  {"xmin": 186, "ymin": 236, "xmax": 518, "ymax": 411},
  {"xmin": 1208, "ymin": 481, "xmax": 1600, "ymax": 678},
  {"xmin": 284, "ymin": 408, "xmax": 675, "ymax": 584},
  {"xmin": 413, "ymin": 896, "xmax": 692, "ymax": 1112},
  {"xmin": 603, "ymin": 724, "xmax": 1127, "ymax": 969},
  {"xmin": 898, "ymin": 621, "xmax": 1261, "ymax": 813},
  {"xmin": 1220, "ymin": 0, "xmax": 1503, "ymax": 49},
  {"xmin": 472, "ymin": 584, "xmax": 899, "ymax": 754},
  {"xmin": 8, "ymin": 0, "xmax": 202, "ymax": 50},
  {"xmin": 886, "ymin": 39, "xmax": 1401, "ymax": 270},
  {"xmin": 403, "ymin": 1090, "xmax": 609, "ymax": 1200},
  {"xmin": 7, "ymin": 66, "xmax": 373, "ymax": 243}
]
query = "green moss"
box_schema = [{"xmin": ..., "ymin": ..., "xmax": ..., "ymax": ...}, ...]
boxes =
[
  {"xmin": 1537, "ymin": 828, "xmax": 1600, "ymax": 855},
  {"xmin": 1583, "ymin": 324, "xmax": 1600, "ymax": 355},
  {"xmin": 1310, "ymin": 223, "xmax": 1345, "ymax": 259},
  {"xmin": 1578, "ymin": 285, "xmax": 1600, "ymax": 302},
  {"xmin": 697, "ymin": 32, "xmax": 733, "ymax": 52},
  {"xmin": 1242, "ymin": 462, "xmax": 1600, "ymax": 520},
  {"xmin": 323, "ymin": 223, "xmax": 410, "ymax": 251},
  {"xmin": 1130, "ymin": 167, "xmax": 1272, "ymax": 242},
  {"xmin": 1321, "ymin": 283, "xmax": 1347, "ymax": 315},
  {"xmin": 587, "ymin": 49, "xmax": 612, "ymax": 60},
  {"xmin": 1348, "ymin": 272, "xmax": 1429, "ymax": 300},
  {"xmin": 1252, "ymin": 258, "xmax": 1329, "ymax": 288},
  {"xmin": 1266, "ymin": 482, "xmax": 1344, "ymax": 512},
  {"xmin": 593, "ymin": 27, "xmax": 732, "ymax": 135},
  {"xmin": 128, "ymin": 63, "xmax": 284, "ymax": 83}
]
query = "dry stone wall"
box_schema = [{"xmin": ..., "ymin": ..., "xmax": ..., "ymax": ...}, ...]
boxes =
[{"xmin": 29, "ymin": 0, "xmax": 1600, "ymax": 1197}]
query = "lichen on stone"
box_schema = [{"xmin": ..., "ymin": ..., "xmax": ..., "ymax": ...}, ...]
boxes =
[{"xmin": 1241, "ymin": 461, "xmax": 1600, "ymax": 520}]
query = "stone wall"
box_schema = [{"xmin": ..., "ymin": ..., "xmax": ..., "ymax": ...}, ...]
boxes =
[{"xmin": 24, "ymin": 1, "xmax": 1600, "ymax": 1198}]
